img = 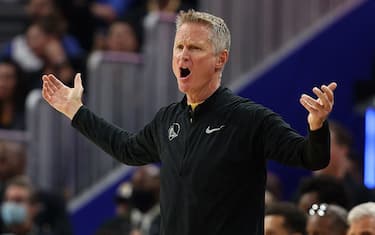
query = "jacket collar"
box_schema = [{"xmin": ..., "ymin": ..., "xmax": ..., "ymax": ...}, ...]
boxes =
[{"xmin": 180, "ymin": 86, "xmax": 227, "ymax": 113}]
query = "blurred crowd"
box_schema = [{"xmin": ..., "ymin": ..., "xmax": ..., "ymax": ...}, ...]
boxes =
[
  {"xmin": 0, "ymin": 1, "xmax": 375, "ymax": 235},
  {"xmin": 0, "ymin": 0, "xmax": 198, "ymax": 131}
]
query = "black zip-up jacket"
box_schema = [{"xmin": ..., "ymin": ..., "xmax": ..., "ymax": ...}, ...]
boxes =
[{"xmin": 72, "ymin": 87, "xmax": 330, "ymax": 235}]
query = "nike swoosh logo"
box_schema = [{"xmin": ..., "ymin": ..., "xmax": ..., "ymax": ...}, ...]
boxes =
[{"xmin": 205, "ymin": 125, "xmax": 225, "ymax": 134}]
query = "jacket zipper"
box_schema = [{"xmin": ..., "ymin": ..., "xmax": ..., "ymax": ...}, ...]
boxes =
[{"xmin": 179, "ymin": 108, "xmax": 194, "ymax": 176}]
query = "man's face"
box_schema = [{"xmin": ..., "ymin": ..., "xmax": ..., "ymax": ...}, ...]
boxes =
[
  {"xmin": 264, "ymin": 215, "xmax": 291, "ymax": 235},
  {"xmin": 347, "ymin": 217, "xmax": 375, "ymax": 235},
  {"xmin": 172, "ymin": 22, "xmax": 222, "ymax": 97}
]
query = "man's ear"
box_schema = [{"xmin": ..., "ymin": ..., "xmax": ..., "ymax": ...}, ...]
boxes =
[{"xmin": 215, "ymin": 50, "xmax": 229, "ymax": 72}]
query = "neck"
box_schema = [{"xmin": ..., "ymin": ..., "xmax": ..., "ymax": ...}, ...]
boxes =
[{"xmin": 186, "ymin": 79, "xmax": 220, "ymax": 104}]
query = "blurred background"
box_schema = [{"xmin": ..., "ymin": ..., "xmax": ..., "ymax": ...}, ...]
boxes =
[{"xmin": 0, "ymin": 0, "xmax": 374, "ymax": 234}]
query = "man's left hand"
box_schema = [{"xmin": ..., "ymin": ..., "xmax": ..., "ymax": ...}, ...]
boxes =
[{"xmin": 300, "ymin": 82, "xmax": 337, "ymax": 131}]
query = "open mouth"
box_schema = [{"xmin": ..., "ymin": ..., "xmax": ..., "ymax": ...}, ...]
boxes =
[{"xmin": 180, "ymin": 67, "xmax": 191, "ymax": 78}]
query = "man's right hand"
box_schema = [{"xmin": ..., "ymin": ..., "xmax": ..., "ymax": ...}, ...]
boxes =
[{"xmin": 42, "ymin": 73, "xmax": 84, "ymax": 120}]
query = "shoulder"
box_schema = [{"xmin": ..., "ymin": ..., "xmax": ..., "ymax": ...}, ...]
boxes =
[{"xmin": 223, "ymin": 91, "xmax": 274, "ymax": 119}]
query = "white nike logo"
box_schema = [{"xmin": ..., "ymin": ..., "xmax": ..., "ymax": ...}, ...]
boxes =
[{"xmin": 205, "ymin": 125, "xmax": 225, "ymax": 134}]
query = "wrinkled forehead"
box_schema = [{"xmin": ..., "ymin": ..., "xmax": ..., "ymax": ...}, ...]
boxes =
[{"xmin": 175, "ymin": 22, "xmax": 212, "ymax": 42}]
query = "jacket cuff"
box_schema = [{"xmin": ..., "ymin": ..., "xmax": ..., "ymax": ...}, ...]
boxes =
[{"xmin": 71, "ymin": 105, "xmax": 87, "ymax": 128}]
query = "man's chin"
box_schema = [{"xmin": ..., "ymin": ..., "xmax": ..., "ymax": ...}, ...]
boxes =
[{"xmin": 177, "ymin": 84, "xmax": 189, "ymax": 94}]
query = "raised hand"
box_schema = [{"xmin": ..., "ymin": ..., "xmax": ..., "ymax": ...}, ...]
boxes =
[
  {"xmin": 300, "ymin": 82, "xmax": 337, "ymax": 131},
  {"xmin": 42, "ymin": 73, "xmax": 84, "ymax": 120}
]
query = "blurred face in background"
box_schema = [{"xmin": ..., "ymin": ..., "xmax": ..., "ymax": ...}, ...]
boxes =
[
  {"xmin": 0, "ymin": 63, "xmax": 17, "ymax": 101},
  {"xmin": 0, "ymin": 141, "xmax": 26, "ymax": 181},
  {"xmin": 106, "ymin": 22, "xmax": 138, "ymax": 52},
  {"xmin": 3, "ymin": 184, "xmax": 36, "ymax": 233},
  {"xmin": 26, "ymin": 24, "xmax": 50, "ymax": 57}
]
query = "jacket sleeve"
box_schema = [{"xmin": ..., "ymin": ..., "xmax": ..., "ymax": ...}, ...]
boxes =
[
  {"xmin": 256, "ymin": 108, "xmax": 330, "ymax": 170},
  {"xmin": 71, "ymin": 105, "xmax": 161, "ymax": 165}
]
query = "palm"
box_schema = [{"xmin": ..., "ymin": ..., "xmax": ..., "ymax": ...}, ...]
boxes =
[{"xmin": 42, "ymin": 74, "xmax": 84, "ymax": 119}]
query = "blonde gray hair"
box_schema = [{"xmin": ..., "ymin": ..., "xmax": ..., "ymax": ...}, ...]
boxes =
[
  {"xmin": 348, "ymin": 202, "xmax": 375, "ymax": 224},
  {"xmin": 176, "ymin": 10, "xmax": 231, "ymax": 54}
]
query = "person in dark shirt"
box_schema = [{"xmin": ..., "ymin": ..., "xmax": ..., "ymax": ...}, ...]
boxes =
[{"xmin": 41, "ymin": 10, "xmax": 336, "ymax": 235}]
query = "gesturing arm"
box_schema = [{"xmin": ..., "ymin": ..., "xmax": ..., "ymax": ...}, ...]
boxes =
[
  {"xmin": 260, "ymin": 82, "xmax": 336, "ymax": 170},
  {"xmin": 42, "ymin": 73, "xmax": 160, "ymax": 165}
]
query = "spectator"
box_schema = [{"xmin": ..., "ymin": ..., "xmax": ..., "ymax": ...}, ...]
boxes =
[
  {"xmin": 295, "ymin": 175, "xmax": 350, "ymax": 212},
  {"xmin": 105, "ymin": 20, "xmax": 141, "ymax": 52},
  {"xmin": 1, "ymin": 176, "xmax": 73, "ymax": 235},
  {"xmin": 314, "ymin": 121, "xmax": 375, "ymax": 206},
  {"xmin": 96, "ymin": 182, "xmax": 133, "ymax": 235},
  {"xmin": 90, "ymin": 0, "xmax": 139, "ymax": 51},
  {"xmin": 1, "ymin": 176, "xmax": 45, "ymax": 235},
  {"xmin": 306, "ymin": 203, "xmax": 348, "ymax": 235},
  {"xmin": 2, "ymin": 15, "xmax": 83, "ymax": 87},
  {"xmin": 34, "ymin": 190, "xmax": 73, "ymax": 235},
  {"xmin": 130, "ymin": 165, "xmax": 160, "ymax": 235},
  {"xmin": 0, "ymin": 60, "xmax": 26, "ymax": 130},
  {"xmin": 0, "ymin": 140, "xmax": 26, "ymax": 198},
  {"xmin": 265, "ymin": 202, "xmax": 306, "ymax": 235},
  {"xmin": 347, "ymin": 202, "xmax": 375, "ymax": 235}
]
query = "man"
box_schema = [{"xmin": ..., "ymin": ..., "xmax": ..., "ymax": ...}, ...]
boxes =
[
  {"xmin": 1, "ymin": 177, "xmax": 40, "ymax": 235},
  {"xmin": 306, "ymin": 203, "xmax": 348, "ymax": 235},
  {"xmin": 130, "ymin": 165, "xmax": 161, "ymax": 235},
  {"xmin": 42, "ymin": 10, "xmax": 336, "ymax": 235},
  {"xmin": 264, "ymin": 202, "xmax": 306, "ymax": 235},
  {"xmin": 347, "ymin": 202, "xmax": 375, "ymax": 235}
]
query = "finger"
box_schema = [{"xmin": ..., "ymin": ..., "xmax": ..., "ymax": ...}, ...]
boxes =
[
  {"xmin": 313, "ymin": 87, "xmax": 329, "ymax": 108},
  {"xmin": 47, "ymin": 74, "xmax": 64, "ymax": 89},
  {"xmin": 42, "ymin": 86, "xmax": 52, "ymax": 102},
  {"xmin": 303, "ymin": 93, "xmax": 324, "ymax": 110},
  {"xmin": 300, "ymin": 96, "xmax": 318, "ymax": 113},
  {"xmin": 44, "ymin": 83, "xmax": 56, "ymax": 97},
  {"xmin": 42, "ymin": 75, "xmax": 48, "ymax": 83},
  {"xmin": 44, "ymin": 79, "xmax": 58, "ymax": 93},
  {"xmin": 321, "ymin": 85, "xmax": 333, "ymax": 102}
]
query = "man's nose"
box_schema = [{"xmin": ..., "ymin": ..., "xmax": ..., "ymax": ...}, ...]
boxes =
[{"xmin": 180, "ymin": 48, "xmax": 189, "ymax": 61}]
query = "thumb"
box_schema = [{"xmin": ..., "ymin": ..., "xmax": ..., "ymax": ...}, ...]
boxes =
[{"xmin": 74, "ymin": 73, "xmax": 84, "ymax": 90}]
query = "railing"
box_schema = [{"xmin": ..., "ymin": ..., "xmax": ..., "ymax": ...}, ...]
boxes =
[{"xmin": 199, "ymin": 0, "xmax": 353, "ymax": 85}]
